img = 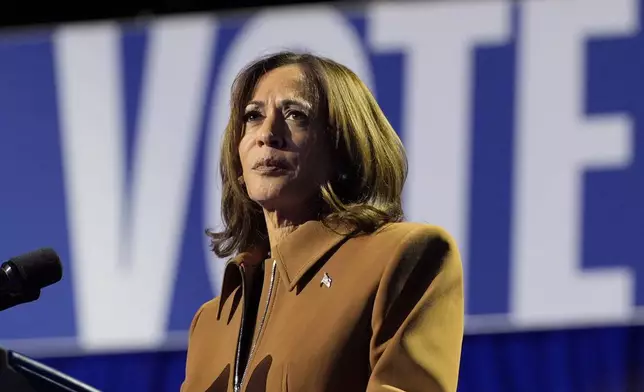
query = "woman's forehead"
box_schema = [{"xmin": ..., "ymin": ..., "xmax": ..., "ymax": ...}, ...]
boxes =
[
  {"xmin": 249, "ymin": 64, "xmax": 319, "ymax": 105},
  {"xmin": 252, "ymin": 66, "xmax": 305, "ymax": 96}
]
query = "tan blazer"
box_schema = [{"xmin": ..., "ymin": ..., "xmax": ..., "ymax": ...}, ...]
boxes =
[{"xmin": 181, "ymin": 220, "xmax": 464, "ymax": 392}]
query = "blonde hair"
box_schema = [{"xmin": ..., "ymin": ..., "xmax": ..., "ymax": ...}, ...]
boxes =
[{"xmin": 207, "ymin": 51, "xmax": 408, "ymax": 258}]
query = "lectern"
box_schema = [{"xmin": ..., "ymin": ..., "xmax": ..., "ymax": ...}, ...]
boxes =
[{"xmin": 0, "ymin": 346, "xmax": 100, "ymax": 392}]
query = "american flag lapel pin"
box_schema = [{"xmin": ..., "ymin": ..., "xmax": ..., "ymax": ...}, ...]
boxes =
[{"xmin": 321, "ymin": 272, "xmax": 332, "ymax": 288}]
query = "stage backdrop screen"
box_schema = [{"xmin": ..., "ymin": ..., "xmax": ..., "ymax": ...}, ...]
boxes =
[{"xmin": 1, "ymin": 0, "xmax": 643, "ymax": 356}]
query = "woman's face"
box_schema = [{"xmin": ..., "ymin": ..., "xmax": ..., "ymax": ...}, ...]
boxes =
[{"xmin": 238, "ymin": 64, "xmax": 331, "ymax": 214}]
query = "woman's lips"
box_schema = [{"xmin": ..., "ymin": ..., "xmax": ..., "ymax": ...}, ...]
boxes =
[{"xmin": 252, "ymin": 157, "xmax": 291, "ymax": 174}]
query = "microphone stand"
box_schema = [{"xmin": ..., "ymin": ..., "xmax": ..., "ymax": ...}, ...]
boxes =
[
  {"xmin": 0, "ymin": 289, "xmax": 41, "ymax": 312},
  {"xmin": 0, "ymin": 346, "xmax": 101, "ymax": 392},
  {"xmin": 0, "ymin": 248, "xmax": 99, "ymax": 391}
]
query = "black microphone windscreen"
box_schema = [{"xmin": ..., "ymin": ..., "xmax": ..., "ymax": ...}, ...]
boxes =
[{"xmin": 9, "ymin": 248, "xmax": 62, "ymax": 289}]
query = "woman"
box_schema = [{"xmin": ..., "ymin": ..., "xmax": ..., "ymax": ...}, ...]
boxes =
[{"xmin": 182, "ymin": 51, "xmax": 464, "ymax": 392}]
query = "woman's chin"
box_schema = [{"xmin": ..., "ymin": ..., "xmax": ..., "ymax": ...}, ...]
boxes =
[
  {"xmin": 247, "ymin": 189, "xmax": 288, "ymax": 209},
  {"xmin": 248, "ymin": 189, "xmax": 307, "ymax": 213},
  {"xmin": 246, "ymin": 178, "xmax": 315, "ymax": 211}
]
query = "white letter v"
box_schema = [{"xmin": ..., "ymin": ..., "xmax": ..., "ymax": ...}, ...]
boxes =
[{"xmin": 54, "ymin": 17, "xmax": 215, "ymax": 351}]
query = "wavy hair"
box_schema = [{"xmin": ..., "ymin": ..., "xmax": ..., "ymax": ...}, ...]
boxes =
[{"xmin": 207, "ymin": 51, "xmax": 408, "ymax": 258}]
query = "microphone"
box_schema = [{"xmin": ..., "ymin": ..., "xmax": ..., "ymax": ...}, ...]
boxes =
[{"xmin": 0, "ymin": 248, "xmax": 63, "ymax": 311}]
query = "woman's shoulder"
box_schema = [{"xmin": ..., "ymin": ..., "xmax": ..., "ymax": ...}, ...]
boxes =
[
  {"xmin": 356, "ymin": 221, "xmax": 462, "ymax": 272},
  {"xmin": 364, "ymin": 222, "xmax": 463, "ymax": 316},
  {"xmin": 368, "ymin": 221, "xmax": 458, "ymax": 248},
  {"xmin": 188, "ymin": 297, "xmax": 221, "ymax": 330}
]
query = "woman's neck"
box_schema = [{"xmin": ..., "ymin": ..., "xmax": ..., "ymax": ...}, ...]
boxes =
[{"xmin": 263, "ymin": 207, "xmax": 315, "ymax": 252}]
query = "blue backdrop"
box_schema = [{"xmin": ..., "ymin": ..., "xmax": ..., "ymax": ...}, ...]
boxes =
[{"xmin": 1, "ymin": 0, "xmax": 644, "ymax": 390}]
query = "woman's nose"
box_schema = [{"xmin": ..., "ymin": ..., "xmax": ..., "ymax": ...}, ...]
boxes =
[{"xmin": 257, "ymin": 115, "xmax": 286, "ymax": 148}]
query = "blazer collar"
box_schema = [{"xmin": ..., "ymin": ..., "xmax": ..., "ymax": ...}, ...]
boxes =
[
  {"xmin": 272, "ymin": 220, "xmax": 353, "ymax": 292},
  {"xmin": 217, "ymin": 250, "xmax": 264, "ymax": 319},
  {"xmin": 217, "ymin": 220, "xmax": 353, "ymax": 315}
]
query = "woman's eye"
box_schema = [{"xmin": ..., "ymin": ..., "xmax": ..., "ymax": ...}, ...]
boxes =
[
  {"xmin": 243, "ymin": 111, "xmax": 262, "ymax": 122},
  {"xmin": 286, "ymin": 110, "xmax": 308, "ymax": 122}
]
